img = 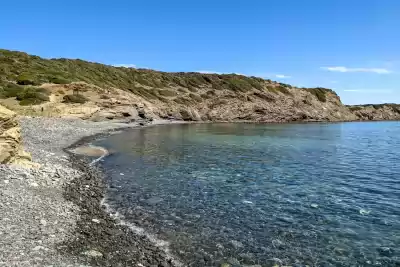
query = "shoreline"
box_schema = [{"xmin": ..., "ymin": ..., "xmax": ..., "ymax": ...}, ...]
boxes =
[
  {"xmin": 2, "ymin": 117, "xmax": 399, "ymax": 266},
  {"xmin": 0, "ymin": 117, "xmax": 181, "ymax": 266},
  {"xmin": 60, "ymin": 121, "xmax": 182, "ymax": 266}
]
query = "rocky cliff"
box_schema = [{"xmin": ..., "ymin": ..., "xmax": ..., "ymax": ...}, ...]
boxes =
[
  {"xmin": 348, "ymin": 104, "xmax": 400, "ymax": 121},
  {"xmin": 0, "ymin": 105, "xmax": 35, "ymax": 166},
  {"xmin": 0, "ymin": 49, "xmax": 398, "ymax": 122}
]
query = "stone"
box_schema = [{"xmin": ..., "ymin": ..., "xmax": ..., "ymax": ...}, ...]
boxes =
[
  {"xmin": 81, "ymin": 249, "xmax": 103, "ymax": 257},
  {"xmin": 40, "ymin": 219, "xmax": 47, "ymax": 226},
  {"xmin": 359, "ymin": 208, "xmax": 371, "ymax": 215},
  {"xmin": 227, "ymin": 257, "xmax": 240, "ymax": 265},
  {"xmin": 230, "ymin": 240, "xmax": 244, "ymax": 249},
  {"xmin": 70, "ymin": 145, "xmax": 108, "ymax": 157},
  {"xmin": 91, "ymin": 218, "xmax": 100, "ymax": 224},
  {"xmin": 179, "ymin": 108, "xmax": 201, "ymax": 121},
  {"xmin": 310, "ymin": 203, "xmax": 319, "ymax": 208},
  {"xmin": 377, "ymin": 247, "xmax": 394, "ymax": 257}
]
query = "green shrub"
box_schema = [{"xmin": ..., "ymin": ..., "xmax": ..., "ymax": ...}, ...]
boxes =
[
  {"xmin": 129, "ymin": 86, "xmax": 158, "ymax": 100},
  {"xmin": 226, "ymin": 78, "xmax": 253, "ymax": 92},
  {"xmin": 16, "ymin": 73, "xmax": 36, "ymax": 85},
  {"xmin": 48, "ymin": 76, "xmax": 71, "ymax": 84},
  {"xmin": 19, "ymin": 98, "xmax": 47, "ymax": 106},
  {"xmin": 62, "ymin": 94, "xmax": 88, "ymax": 104},
  {"xmin": 247, "ymin": 79, "xmax": 263, "ymax": 90},
  {"xmin": 348, "ymin": 106, "xmax": 363, "ymax": 111},
  {"xmin": 0, "ymin": 83, "xmax": 24, "ymax": 98},
  {"xmin": 15, "ymin": 86, "xmax": 50, "ymax": 105},
  {"xmin": 306, "ymin": 88, "xmax": 327, "ymax": 102},
  {"xmin": 276, "ymin": 85, "xmax": 292, "ymax": 95}
]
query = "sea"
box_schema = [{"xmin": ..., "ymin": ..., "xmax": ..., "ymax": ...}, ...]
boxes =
[{"xmin": 93, "ymin": 122, "xmax": 400, "ymax": 266}]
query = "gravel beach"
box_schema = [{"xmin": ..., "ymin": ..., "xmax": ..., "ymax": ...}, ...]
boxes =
[{"xmin": 0, "ymin": 117, "xmax": 177, "ymax": 267}]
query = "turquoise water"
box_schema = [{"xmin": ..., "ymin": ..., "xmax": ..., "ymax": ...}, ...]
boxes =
[{"xmin": 95, "ymin": 122, "xmax": 400, "ymax": 266}]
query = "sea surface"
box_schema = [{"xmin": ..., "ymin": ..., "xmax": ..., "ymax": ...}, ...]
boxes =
[{"xmin": 94, "ymin": 122, "xmax": 400, "ymax": 266}]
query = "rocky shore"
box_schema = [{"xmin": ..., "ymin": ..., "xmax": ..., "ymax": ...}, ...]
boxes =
[{"xmin": 0, "ymin": 117, "xmax": 178, "ymax": 267}]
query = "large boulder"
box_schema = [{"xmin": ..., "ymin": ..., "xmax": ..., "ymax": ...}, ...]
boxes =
[
  {"xmin": 180, "ymin": 108, "xmax": 201, "ymax": 121},
  {"xmin": 0, "ymin": 105, "xmax": 36, "ymax": 167}
]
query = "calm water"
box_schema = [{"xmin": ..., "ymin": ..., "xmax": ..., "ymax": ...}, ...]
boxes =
[{"xmin": 94, "ymin": 122, "xmax": 400, "ymax": 266}]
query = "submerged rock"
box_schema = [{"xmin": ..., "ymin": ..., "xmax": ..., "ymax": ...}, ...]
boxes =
[{"xmin": 359, "ymin": 209, "xmax": 371, "ymax": 215}]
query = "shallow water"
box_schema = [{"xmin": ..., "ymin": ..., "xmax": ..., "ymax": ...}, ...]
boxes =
[{"xmin": 95, "ymin": 122, "xmax": 400, "ymax": 266}]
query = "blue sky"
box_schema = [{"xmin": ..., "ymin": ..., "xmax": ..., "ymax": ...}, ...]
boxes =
[{"xmin": 1, "ymin": 0, "xmax": 399, "ymax": 104}]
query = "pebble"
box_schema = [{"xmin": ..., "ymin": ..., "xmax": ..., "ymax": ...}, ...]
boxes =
[
  {"xmin": 230, "ymin": 240, "xmax": 244, "ymax": 249},
  {"xmin": 32, "ymin": 246, "xmax": 45, "ymax": 251},
  {"xmin": 310, "ymin": 203, "xmax": 319, "ymax": 208},
  {"xmin": 81, "ymin": 249, "xmax": 103, "ymax": 257},
  {"xmin": 92, "ymin": 218, "xmax": 100, "ymax": 224},
  {"xmin": 1, "ymin": 117, "xmax": 148, "ymax": 265},
  {"xmin": 227, "ymin": 257, "xmax": 240, "ymax": 265}
]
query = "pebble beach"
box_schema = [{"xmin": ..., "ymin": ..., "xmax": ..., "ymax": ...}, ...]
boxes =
[{"xmin": 0, "ymin": 117, "xmax": 177, "ymax": 267}]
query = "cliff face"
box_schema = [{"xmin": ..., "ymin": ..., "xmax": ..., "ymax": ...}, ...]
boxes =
[
  {"xmin": 0, "ymin": 105, "xmax": 35, "ymax": 166},
  {"xmin": 348, "ymin": 104, "xmax": 400, "ymax": 121},
  {"xmin": 140, "ymin": 85, "xmax": 358, "ymax": 122},
  {"xmin": 0, "ymin": 49, "xmax": 397, "ymax": 123}
]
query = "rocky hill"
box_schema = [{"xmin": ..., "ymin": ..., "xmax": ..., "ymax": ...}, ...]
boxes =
[{"xmin": 0, "ymin": 49, "xmax": 398, "ymax": 122}]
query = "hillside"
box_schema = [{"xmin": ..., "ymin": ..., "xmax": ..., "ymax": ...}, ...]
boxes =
[
  {"xmin": 347, "ymin": 103, "xmax": 400, "ymax": 121},
  {"xmin": 0, "ymin": 48, "xmax": 397, "ymax": 122}
]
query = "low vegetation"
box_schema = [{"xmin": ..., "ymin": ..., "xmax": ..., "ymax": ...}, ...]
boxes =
[
  {"xmin": 0, "ymin": 48, "xmax": 338, "ymax": 105},
  {"xmin": 0, "ymin": 82, "xmax": 50, "ymax": 105},
  {"xmin": 304, "ymin": 88, "xmax": 331, "ymax": 102},
  {"xmin": 348, "ymin": 103, "xmax": 400, "ymax": 114}
]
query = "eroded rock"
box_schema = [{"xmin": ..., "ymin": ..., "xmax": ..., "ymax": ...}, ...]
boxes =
[{"xmin": 0, "ymin": 105, "xmax": 37, "ymax": 167}]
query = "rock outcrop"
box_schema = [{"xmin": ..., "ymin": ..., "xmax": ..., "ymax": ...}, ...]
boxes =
[
  {"xmin": 348, "ymin": 104, "xmax": 400, "ymax": 121},
  {"xmin": 0, "ymin": 105, "xmax": 35, "ymax": 167}
]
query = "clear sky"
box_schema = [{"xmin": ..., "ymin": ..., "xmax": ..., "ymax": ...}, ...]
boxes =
[{"xmin": 1, "ymin": 0, "xmax": 399, "ymax": 104}]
